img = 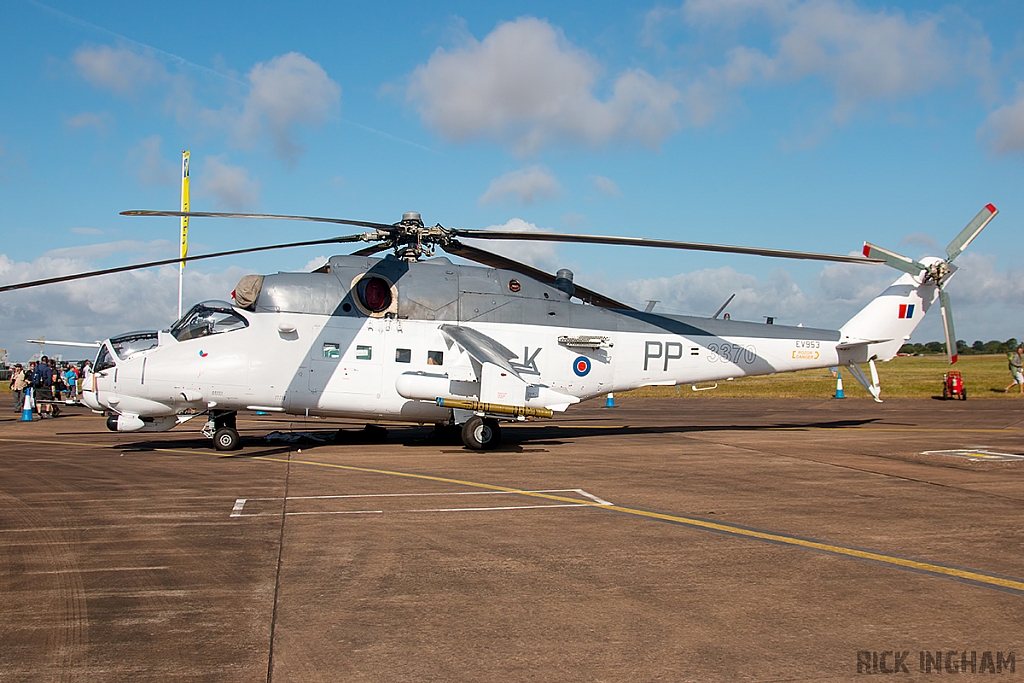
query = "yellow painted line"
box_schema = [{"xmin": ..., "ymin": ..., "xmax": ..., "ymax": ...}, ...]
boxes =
[{"xmin": 254, "ymin": 455, "xmax": 1024, "ymax": 594}]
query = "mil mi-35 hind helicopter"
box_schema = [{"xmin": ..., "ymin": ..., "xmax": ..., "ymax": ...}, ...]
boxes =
[{"xmin": 1, "ymin": 204, "xmax": 997, "ymax": 451}]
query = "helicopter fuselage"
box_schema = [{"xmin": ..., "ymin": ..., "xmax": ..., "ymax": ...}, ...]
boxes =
[{"xmin": 82, "ymin": 253, "xmax": 937, "ymax": 435}]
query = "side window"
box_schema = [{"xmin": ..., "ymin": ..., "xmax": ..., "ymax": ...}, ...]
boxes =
[
  {"xmin": 395, "ymin": 348, "xmax": 411, "ymax": 363},
  {"xmin": 427, "ymin": 350, "xmax": 443, "ymax": 366},
  {"xmin": 323, "ymin": 342, "xmax": 340, "ymax": 359},
  {"xmin": 356, "ymin": 345, "xmax": 372, "ymax": 360}
]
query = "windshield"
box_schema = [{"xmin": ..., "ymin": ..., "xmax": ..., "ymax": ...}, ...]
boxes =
[
  {"xmin": 110, "ymin": 331, "xmax": 159, "ymax": 360},
  {"xmin": 95, "ymin": 343, "xmax": 115, "ymax": 372},
  {"xmin": 170, "ymin": 301, "xmax": 249, "ymax": 342}
]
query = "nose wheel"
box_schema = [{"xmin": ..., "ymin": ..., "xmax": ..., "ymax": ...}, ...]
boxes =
[
  {"xmin": 203, "ymin": 410, "xmax": 240, "ymax": 451},
  {"xmin": 460, "ymin": 416, "xmax": 501, "ymax": 450}
]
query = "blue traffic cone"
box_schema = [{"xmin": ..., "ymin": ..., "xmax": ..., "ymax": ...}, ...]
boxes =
[
  {"xmin": 605, "ymin": 392, "xmax": 615, "ymax": 408},
  {"xmin": 20, "ymin": 389, "xmax": 34, "ymax": 421},
  {"xmin": 834, "ymin": 372, "xmax": 845, "ymax": 399}
]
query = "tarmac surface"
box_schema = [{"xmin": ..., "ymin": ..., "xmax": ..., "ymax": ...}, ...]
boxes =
[{"xmin": 1, "ymin": 397, "xmax": 1023, "ymax": 682}]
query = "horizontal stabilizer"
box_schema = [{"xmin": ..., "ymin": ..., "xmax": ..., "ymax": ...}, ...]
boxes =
[{"xmin": 836, "ymin": 338, "xmax": 893, "ymax": 350}]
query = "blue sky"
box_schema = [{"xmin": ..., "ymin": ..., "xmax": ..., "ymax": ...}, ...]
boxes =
[{"xmin": 2, "ymin": 0, "xmax": 1023, "ymax": 360}]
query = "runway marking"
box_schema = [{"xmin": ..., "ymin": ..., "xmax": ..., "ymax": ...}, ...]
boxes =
[
  {"xmin": 922, "ymin": 448, "xmax": 1024, "ymax": 462},
  {"xmin": 24, "ymin": 566, "xmax": 169, "ymax": 574},
  {"xmin": 251, "ymin": 455, "xmax": 1024, "ymax": 595},
  {"xmin": 231, "ymin": 489, "xmax": 613, "ymax": 517}
]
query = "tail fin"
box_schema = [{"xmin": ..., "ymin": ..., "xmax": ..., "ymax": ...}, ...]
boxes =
[{"xmin": 839, "ymin": 273, "xmax": 938, "ymax": 362}]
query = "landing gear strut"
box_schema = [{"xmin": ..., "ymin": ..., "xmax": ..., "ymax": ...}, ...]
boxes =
[
  {"xmin": 203, "ymin": 410, "xmax": 240, "ymax": 451},
  {"xmin": 460, "ymin": 416, "xmax": 501, "ymax": 450}
]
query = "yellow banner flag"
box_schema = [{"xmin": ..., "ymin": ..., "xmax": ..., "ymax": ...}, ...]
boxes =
[{"xmin": 180, "ymin": 151, "xmax": 190, "ymax": 265}]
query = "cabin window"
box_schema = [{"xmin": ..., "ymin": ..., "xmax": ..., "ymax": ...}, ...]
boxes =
[
  {"xmin": 356, "ymin": 345, "xmax": 372, "ymax": 360},
  {"xmin": 395, "ymin": 348, "xmax": 411, "ymax": 363},
  {"xmin": 323, "ymin": 342, "xmax": 340, "ymax": 359},
  {"xmin": 427, "ymin": 350, "xmax": 443, "ymax": 366}
]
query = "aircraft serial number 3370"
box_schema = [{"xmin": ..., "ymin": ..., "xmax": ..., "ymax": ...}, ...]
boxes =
[{"xmin": 6, "ymin": 205, "xmax": 997, "ymax": 451}]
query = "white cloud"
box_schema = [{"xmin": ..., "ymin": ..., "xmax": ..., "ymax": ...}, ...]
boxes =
[
  {"xmin": 235, "ymin": 53, "xmax": 341, "ymax": 165},
  {"xmin": 65, "ymin": 111, "xmax": 111, "ymax": 133},
  {"xmin": 126, "ymin": 135, "xmax": 178, "ymax": 187},
  {"xmin": 478, "ymin": 166, "xmax": 561, "ymax": 206},
  {"xmin": 0, "ymin": 243, "xmax": 251, "ymax": 360},
  {"xmin": 406, "ymin": 17, "xmax": 680, "ymax": 155},
  {"xmin": 72, "ymin": 45, "xmax": 166, "ymax": 95},
  {"xmin": 73, "ymin": 45, "xmax": 340, "ymax": 166},
  {"xmin": 591, "ymin": 175, "xmax": 622, "ymax": 198},
  {"xmin": 71, "ymin": 227, "xmax": 104, "ymax": 236},
  {"xmin": 900, "ymin": 232, "xmax": 941, "ymax": 253},
  {"xmin": 652, "ymin": 0, "xmax": 990, "ymax": 126},
  {"xmin": 462, "ymin": 218, "xmax": 563, "ymax": 273},
  {"xmin": 302, "ymin": 256, "xmax": 329, "ymax": 272},
  {"xmin": 199, "ymin": 156, "xmax": 260, "ymax": 209},
  {"xmin": 979, "ymin": 91, "xmax": 1024, "ymax": 156}
]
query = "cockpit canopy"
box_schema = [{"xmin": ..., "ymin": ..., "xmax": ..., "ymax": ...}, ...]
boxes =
[
  {"xmin": 170, "ymin": 301, "xmax": 249, "ymax": 342},
  {"xmin": 110, "ymin": 331, "xmax": 159, "ymax": 360}
]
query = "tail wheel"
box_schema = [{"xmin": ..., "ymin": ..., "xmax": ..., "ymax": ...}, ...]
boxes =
[
  {"xmin": 461, "ymin": 416, "xmax": 501, "ymax": 450},
  {"xmin": 214, "ymin": 427, "xmax": 240, "ymax": 451}
]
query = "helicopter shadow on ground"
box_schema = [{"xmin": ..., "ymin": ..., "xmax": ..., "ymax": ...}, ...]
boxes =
[{"xmin": 108, "ymin": 417, "xmax": 881, "ymax": 455}]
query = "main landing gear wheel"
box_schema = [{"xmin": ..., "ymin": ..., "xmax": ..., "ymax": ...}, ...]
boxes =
[
  {"xmin": 461, "ymin": 416, "xmax": 501, "ymax": 450},
  {"xmin": 214, "ymin": 427, "xmax": 240, "ymax": 451}
]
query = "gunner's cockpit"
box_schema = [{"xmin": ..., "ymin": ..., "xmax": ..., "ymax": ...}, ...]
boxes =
[{"xmin": 169, "ymin": 301, "xmax": 249, "ymax": 342}]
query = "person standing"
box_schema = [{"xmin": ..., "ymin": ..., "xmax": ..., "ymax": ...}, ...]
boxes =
[
  {"xmin": 1007, "ymin": 345, "xmax": 1024, "ymax": 393},
  {"xmin": 10, "ymin": 364, "xmax": 26, "ymax": 412},
  {"xmin": 32, "ymin": 356, "xmax": 54, "ymax": 417}
]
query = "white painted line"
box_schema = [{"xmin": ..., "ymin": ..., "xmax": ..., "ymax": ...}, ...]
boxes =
[
  {"xmin": 922, "ymin": 449, "xmax": 1024, "ymax": 462},
  {"xmin": 230, "ymin": 498, "xmax": 247, "ymax": 517},
  {"xmin": 285, "ymin": 510, "xmax": 383, "ymax": 516},
  {"xmin": 406, "ymin": 503, "xmax": 592, "ymax": 513},
  {"xmin": 575, "ymin": 489, "xmax": 614, "ymax": 506},
  {"xmin": 25, "ymin": 566, "xmax": 170, "ymax": 574},
  {"xmin": 230, "ymin": 489, "xmax": 613, "ymax": 517}
]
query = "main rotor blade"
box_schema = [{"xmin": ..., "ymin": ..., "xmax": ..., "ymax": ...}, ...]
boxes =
[
  {"xmin": 122, "ymin": 210, "xmax": 395, "ymax": 231},
  {"xmin": 350, "ymin": 243, "xmax": 392, "ymax": 257},
  {"xmin": 946, "ymin": 203, "xmax": 997, "ymax": 263},
  {"xmin": 862, "ymin": 243, "xmax": 927, "ymax": 276},
  {"xmin": 0, "ymin": 234, "xmax": 371, "ymax": 294},
  {"xmin": 453, "ymin": 229, "xmax": 883, "ymax": 265},
  {"xmin": 939, "ymin": 289, "xmax": 957, "ymax": 364},
  {"xmin": 441, "ymin": 241, "xmax": 634, "ymax": 310}
]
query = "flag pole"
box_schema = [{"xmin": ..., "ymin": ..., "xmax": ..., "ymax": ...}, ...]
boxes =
[{"xmin": 178, "ymin": 150, "xmax": 190, "ymax": 320}]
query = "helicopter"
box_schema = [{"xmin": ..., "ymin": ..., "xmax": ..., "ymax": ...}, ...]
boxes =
[{"xmin": 1, "ymin": 204, "xmax": 997, "ymax": 451}]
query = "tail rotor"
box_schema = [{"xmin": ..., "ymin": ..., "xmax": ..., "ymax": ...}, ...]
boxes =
[{"xmin": 862, "ymin": 204, "xmax": 997, "ymax": 364}]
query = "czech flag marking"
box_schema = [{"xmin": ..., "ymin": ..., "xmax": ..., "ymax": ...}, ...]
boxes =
[
  {"xmin": 573, "ymin": 356, "xmax": 591, "ymax": 377},
  {"xmin": 898, "ymin": 304, "xmax": 915, "ymax": 319},
  {"xmin": 199, "ymin": 350, "xmax": 209, "ymax": 357}
]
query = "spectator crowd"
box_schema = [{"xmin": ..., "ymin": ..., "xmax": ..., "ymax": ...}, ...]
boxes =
[{"xmin": 8, "ymin": 357, "xmax": 93, "ymax": 417}]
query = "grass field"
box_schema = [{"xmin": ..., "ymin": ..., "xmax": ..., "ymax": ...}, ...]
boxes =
[{"xmin": 622, "ymin": 354, "xmax": 1024, "ymax": 400}]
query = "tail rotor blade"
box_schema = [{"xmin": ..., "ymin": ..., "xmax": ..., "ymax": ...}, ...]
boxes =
[
  {"xmin": 946, "ymin": 204, "xmax": 998, "ymax": 263},
  {"xmin": 862, "ymin": 243, "xmax": 927, "ymax": 276},
  {"xmin": 939, "ymin": 288, "xmax": 957, "ymax": 364}
]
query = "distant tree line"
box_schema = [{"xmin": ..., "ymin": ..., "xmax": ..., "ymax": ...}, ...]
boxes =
[{"xmin": 899, "ymin": 338, "xmax": 1019, "ymax": 355}]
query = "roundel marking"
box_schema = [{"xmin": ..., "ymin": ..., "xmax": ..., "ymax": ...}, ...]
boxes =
[
  {"xmin": 199, "ymin": 350, "xmax": 209, "ymax": 358},
  {"xmin": 573, "ymin": 356, "xmax": 591, "ymax": 377}
]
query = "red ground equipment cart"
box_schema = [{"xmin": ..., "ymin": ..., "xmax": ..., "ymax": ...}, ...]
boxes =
[{"xmin": 942, "ymin": 370, "xmax": 967, "ymax": 400}]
